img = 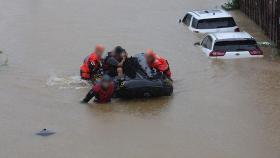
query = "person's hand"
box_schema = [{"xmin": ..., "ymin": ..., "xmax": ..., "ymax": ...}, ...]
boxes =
[
  {"xmin": 121, "ymin": 56, "xmax": 127, "ymax": 63},
  {"xmin": 121, "ymin": 52, "xmax": 127, "ymax": 59},
  {"xmin": 123, "ymin": 50, "xmax": 128, "ymax": 57}
]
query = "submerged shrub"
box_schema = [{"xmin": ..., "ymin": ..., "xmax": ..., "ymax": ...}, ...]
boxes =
[{"xmin": 222, "ymin": 0, "xmax": 240, "ymax": 10}]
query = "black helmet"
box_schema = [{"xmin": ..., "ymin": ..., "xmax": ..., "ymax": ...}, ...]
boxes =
[{"xmin": 114, "ymin": 46, "xmax": 125, "ymax": 55}]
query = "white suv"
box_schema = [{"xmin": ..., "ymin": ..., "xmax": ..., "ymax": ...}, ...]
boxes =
[
  {"xmin": 199, "ymin": 32, "xmax": 263, "ymax": 59},
  {"xmin": 181, "ymin": 9, "xmax": 239, "ymax": 33}
]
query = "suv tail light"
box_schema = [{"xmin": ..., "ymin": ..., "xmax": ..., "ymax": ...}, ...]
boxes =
[
  {"xmin": 209, "ymin": 51, "xmax": 226, "ymax": 57},
  {"xmin": 249, "ymin": 48, "xmax": 263, "ymax": 55},
  {"xmin": 235, "ymin": 28, "xmax": 240, "ymax": 32}
]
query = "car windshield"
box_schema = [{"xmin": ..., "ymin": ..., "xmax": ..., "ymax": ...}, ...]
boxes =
[
  {"xmin": 214, "ymin": 40, "xmax": 258, "ymax": 52},
  {"xmin": 196, "ymin": 17, "xmax": 236, "ymax": 29}
]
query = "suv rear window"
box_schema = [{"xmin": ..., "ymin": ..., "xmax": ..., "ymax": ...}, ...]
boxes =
[
  {"xmin": 214, "ymin": 40, "xmax": 258, "ymax": 52},
  {"xmin": 194, "ymin": 17, "xmax": 236, "ymax": 29}
]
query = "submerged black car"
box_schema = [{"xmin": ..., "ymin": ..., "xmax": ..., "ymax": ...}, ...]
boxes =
[{"xmin": 114, "ymin": 53, "xmax": 173, "ymax": 98}]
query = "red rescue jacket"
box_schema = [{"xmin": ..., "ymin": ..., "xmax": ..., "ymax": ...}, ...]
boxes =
[
  {"xmin": 92, "ymin": 82, "xmax": 115, "ymax": 103},
  {"xmin": 80, "ymin": 52, "xmax": 101, "ymax": 80},
  {"xmin": 149, "ymin": 53, "xmax": 172, "ymax": 78}
]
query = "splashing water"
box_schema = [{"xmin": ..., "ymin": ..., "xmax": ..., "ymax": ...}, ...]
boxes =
[{"xmin": 46, "ymin": 75, "xmax": 91, "ymax": 89}]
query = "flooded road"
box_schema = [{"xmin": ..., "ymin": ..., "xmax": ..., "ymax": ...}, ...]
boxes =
[{"xmin": 0, "ymin": 0, "xmax": 280, "ymax": 157}]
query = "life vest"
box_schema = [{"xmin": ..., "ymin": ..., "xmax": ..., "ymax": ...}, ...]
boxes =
[
  {"xmin": 92, "ymin": 82, "xmax": 115, "ymax": 103},
  {"xmin": 80, "ymin": 52, "xmax": 101, "ymax": 80},
  {"xmin": 149, "ymin": 54, "xmax": 172, "ymax": 78}
]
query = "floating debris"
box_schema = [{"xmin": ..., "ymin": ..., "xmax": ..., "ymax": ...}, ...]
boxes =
[
  {"xmin": 257, "ymin": 41, "xmax": 276, "ymax": 48},
  {"xmin": 221, "ymin": 0, "xmax": 239, "ymax": 11},
  {"xmin": 36, "ymin": 129, "xmax": 56, "ymax": 137}
]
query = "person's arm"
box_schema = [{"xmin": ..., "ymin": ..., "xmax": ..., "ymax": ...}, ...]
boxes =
[
  {"xmin": 88, "ymin": 61, "xmax": 102, "ymax": 80},
  {"xmin": 81, "ymin": 89, "xmax": 96, "ymax": 103},
  {"xmin": 117, "ymin": 52, "xmax": 128, "ymax": 67},
  {"xmin": 107, "ymin": 57, "xmax": 120, "ymax": 67},
  {"xmin": 117, "ymin": 58, "xmax": 126, "ymax": 67},
  {"xmin": 89, "ymin": 61, "xmax": 97, "ymax": 72}
]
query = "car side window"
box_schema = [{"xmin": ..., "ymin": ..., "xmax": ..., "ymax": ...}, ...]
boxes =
[
  {"xmin": 182, "ymin": 14, "xmax": 188, "ymax": 23},
  {"xmin": 183, "ymin": 14, "xmax": 192, "ymax": 26},
  {"xmin": 191, "ymin": 18, "xmax": 198, "ymax": 29},
  {"xmin": 206, "ymin": 36, "xmax": 213, "ymax": 49},
  {"xmin": 201, "ymin": 36, "xmax": 213, "ymax": 49},
  {"xmin": 201, "ymin": 37, "xmax": 209, "ymax": 48}
]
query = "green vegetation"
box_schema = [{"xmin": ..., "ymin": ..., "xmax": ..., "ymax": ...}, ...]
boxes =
[
  {"xmin": 257, "ymin": 41, "xmax": 276, "ymax": 48},
  {"xmin": 222, "ymin": 0, "xmax": 240, "ymax": 10}
]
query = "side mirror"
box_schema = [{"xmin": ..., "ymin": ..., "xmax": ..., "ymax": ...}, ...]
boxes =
[
  {"xmin": 179, "ymin": 19, "xmax": 182, "ymax": 23},
  {"xmin": 194, "ymin": 42, "xmax": 201, "ymax": 46}
]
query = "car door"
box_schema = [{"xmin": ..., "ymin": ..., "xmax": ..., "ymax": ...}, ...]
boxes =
[{"xmin": 201, "ymin": 36, "xmax": 213, "ymax": 56}]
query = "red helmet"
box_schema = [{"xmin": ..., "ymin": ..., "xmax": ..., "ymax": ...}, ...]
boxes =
[
  {"xmin": 95, "ymin": 44, "xmax": 105, "ymax": 52},
  {"xmin": 146, "ymin": 49, "xmax": 157, "ymax": 58}
]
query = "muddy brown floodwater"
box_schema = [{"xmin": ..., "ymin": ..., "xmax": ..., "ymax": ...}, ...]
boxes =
[{"xmin": 0, "ymin": 0, "xmax": 280, "ymax": 158}]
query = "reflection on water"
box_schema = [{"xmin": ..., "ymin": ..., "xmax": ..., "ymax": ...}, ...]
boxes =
[{"xmin": 89, "ymin": 97, "xmax": 172, "ymax": 117}]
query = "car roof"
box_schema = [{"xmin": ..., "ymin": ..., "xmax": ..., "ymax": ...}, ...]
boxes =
[
  {"xmin": 209, "ymin": 32, "xmax": 255, "ymax": 41},
  {"xmin": 189, "ymin": 9, "xmax": 232, "ymax": 20}
]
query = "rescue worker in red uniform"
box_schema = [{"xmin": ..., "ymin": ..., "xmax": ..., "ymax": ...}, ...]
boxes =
[
  {"xmin": 80, "ymin": 44, "xmax": 105, "ymax": 81},
  {"xmin": 145, "ymin": 49, "xmax": 172, "ymax": 79},
  {"xmin": 81, "ymin": 75, "xmax": 115, "ymax": 104}
]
